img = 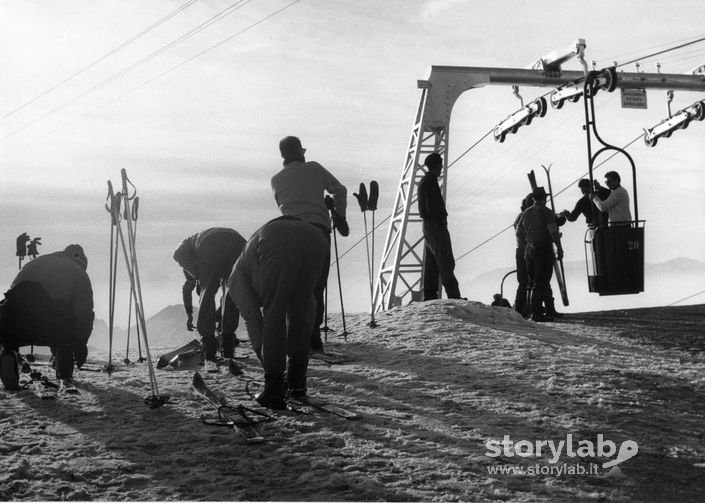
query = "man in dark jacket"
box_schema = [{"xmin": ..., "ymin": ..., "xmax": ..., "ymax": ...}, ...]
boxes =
[
  {"xmin": 516, "ymin": 187, "xmax": 564, "ymax": 322},
  {"xmin": 559, "ymin": 179, "xmax": 610, "ymax": 227},
  {"xmin": 417, "ymin": 152, "xmax": 462, "ymax": 301},
  {"xmin": 0, "ymin": 244, "xmax": 94, "ymax": 389},
  {"xmin": 173, "ymin": 227, "xmax": 246, "ymax": 371},
  {"xmin": 228, "ymin": 216, "xmax": 329, "ymax": 409}
]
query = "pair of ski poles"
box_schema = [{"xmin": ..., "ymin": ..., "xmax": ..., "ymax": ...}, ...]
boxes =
[
  {"xmin": 106, "ymin": 170, "xmax": 167, "ymax": 408},
  {"xmin": 353, "ymin": 181, "xmax": 379, "ymax": 327},
  {"xmin": 324, "ymin": 196, "xmax": 349, "ymax": 341}
]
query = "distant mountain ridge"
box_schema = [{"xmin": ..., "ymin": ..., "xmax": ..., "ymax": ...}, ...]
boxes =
[
  {"xmin": 89, "ymin": 257, "xmax": 704, "ymax": 351},
  {"xmin": 470, "ymin": 257, "xmax": 705, "ymax": 285},
  {"xmin": 89, "ymin": 304, "xmax": 197, "ymax": 352}
]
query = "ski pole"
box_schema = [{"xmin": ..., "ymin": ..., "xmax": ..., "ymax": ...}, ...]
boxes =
[
  {"xmin": 366, "ymin": 181, "xmax": 380, "ymax": 327},
  {"xmin": 120, "ymin": 170, "xmax": 160, "ymax": 401},
  {"xmin": 322, "ymin": 281, "xmax": 330, "ymax": 342},
  {"xmin": 105, "ymin": 191, "xmax": 122, "ymax": 372},
  {"xmin": 111, "ymin": 171, "xmax": 167, "ymax": 408},
  {"xmin": 330, "ymin": 215, "xmax": 348, "ymax": 341}
]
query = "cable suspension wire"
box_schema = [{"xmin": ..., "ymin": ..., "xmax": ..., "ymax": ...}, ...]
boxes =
[
  {"xmin": 1, "ymin": 0, "xmax": 199, "ymax": 121},
  {"xmin": 0, "ymin": 0, "xmax": 301, "ymax": 163},
  {"xmin": 37, "ymin": 0, "xmax": 301, "ymax": 139},
  {"xmin": 617, "ymin": 35, "xmax": 705, "ymax": 68},
  {"xmin": 595, "ymin": 33, "xmax": 705, "ymax": 66},
  {"xmin": 668, "ymin": 289, "xmax": 705, "ymax": 306},
  {"xmin": 1, "ymin": 0, "xmax": 256, "ymax": 143}
]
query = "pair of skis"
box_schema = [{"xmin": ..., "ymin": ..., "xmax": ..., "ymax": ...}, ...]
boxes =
[
  {"xmin": 19, "ymin": 358, "xmax": 79, "ymax": 399},
  {"xmin": 243, "ymin": 379, "xmax": 362, "ymax": 420},
  {"xmin": 156, "ymin": 339, "xmax": 201, "ymax": 369},
  {"xmin": 193, "ymin": 372, "xmax": 362, "ymax": 443},
  {"xmin": 192, "ymin": 372, "xmax": 270, "ymax": 443}
]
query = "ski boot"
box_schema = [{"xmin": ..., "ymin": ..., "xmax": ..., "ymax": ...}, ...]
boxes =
[
  {"xmin": 0, "ymin": 347, "xmax": 20, "ymax": 390},
  {"xmin": 255, "ymin": 374, "xmax": 286, "ymax": 410}
]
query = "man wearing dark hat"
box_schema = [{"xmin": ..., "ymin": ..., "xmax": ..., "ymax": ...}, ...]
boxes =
[
  {"xmin": 0, "ymin": 244, "xmax": 94, "ymax": 390},
  {"xmin": 271, "ymin": 136, "xmax": 348, "ymax": 353},
  {"xmin": 417, "ymin": 152, "xmax": 462, "ymax": 300},
  {"xmin": 515, "ymin": 187, "xmax": 563, "ymax": 322}
]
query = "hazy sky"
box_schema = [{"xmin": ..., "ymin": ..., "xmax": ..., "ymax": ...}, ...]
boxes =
[{"xmin": 1, "ymin": 0, "xmax": 704, "ymax": 323}]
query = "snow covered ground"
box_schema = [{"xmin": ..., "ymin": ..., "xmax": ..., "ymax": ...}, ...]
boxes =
[{"xmin": 2, "ymin": 300, "xmax": 704, "ymax": 502}]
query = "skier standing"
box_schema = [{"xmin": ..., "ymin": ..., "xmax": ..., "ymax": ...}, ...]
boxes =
[
  {"xmin": 559, "ymin": 178, "xmax": 610, "ymax": 227},
  {"xmin": 270, "ymin": 136, "xmax": 348, "ymax": 353},
  {"xmin": 228, "ymin": 216, "xmax": 329, "ymax": 409},
  {"xmin": 173, "ymin": 227, "xmax": 246, "ymax": 372},
  {"xmin": 515, "ymin": 188, "xmax": 563, "ymax": 322},
  {"xmin": 417, "ymin": 152, "xmax": 462, "ymax": 301},
  {"xmin": 0, "ymin": 244, "xmax": 94, "ymax": 389}
]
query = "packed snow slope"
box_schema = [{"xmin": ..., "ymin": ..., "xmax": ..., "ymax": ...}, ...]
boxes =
[{"xmin": 1, "ymin": 301, "xmax": 704, "ymax": 502}]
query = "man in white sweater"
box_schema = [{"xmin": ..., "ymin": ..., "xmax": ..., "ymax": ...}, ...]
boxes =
[
  {"xmin": 591, "ymin": 171, "xmax": 632, "ymax": 225},
  {"xmin": 270, "ymin": 136, "xmax": 348, "ymax": 352}
]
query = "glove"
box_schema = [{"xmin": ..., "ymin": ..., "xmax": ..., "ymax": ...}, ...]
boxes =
[
  {"xmin": 186, "ymin": 313, "xmax": 195, "ymax": 331},
  {"xmin": 324, "ymin": 195, "xmax": 335, "ymax": 211},
  {"xmin": 353, "ymin": 183, "xmax": 368, "ymax": 212},
  {"xmin": 333, "ymin": 213, "xmax": 349, "ymax": 237}
]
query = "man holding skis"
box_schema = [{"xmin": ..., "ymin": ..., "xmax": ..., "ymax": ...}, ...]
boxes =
[
  {"xmin": 173, "ymin": 227, "xmax": 246, "ymax": 372},
  {"xmin": 0, "ymin": 244, "xmax": 94, "ymax": 390},
  {"xmin": 515, "ymin": 187, "xmax": 564, "ymax": 322},
  {"xmin": 228, "ymin": 216, "xmax": 329, "ymax": 409},
  {"xmin": 270, "ymin": 136, "xmax": 348, "ymax": 353}
]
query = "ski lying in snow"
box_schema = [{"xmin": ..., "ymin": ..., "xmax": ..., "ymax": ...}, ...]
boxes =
[
  {"xmin": 157, "ymin": 339, "xmax": 201, "ymax": 369},
  {"xmin": 20, "ymin": 373, "xmax": 58, "ymax": 399},
  {"xmin": 309, "ymin": 351, "xmax": 349, "ymax": 365},
  {"xmin": 288, "ymin": 394, "xmax": 362, "ymax": 420},
  {"xmin": 244, "ymin": 380, "xmax": 360, "ymax": 419},
  {"xmin": 192, "ymin": 372, "xmax": 269, "ymax": 443}
]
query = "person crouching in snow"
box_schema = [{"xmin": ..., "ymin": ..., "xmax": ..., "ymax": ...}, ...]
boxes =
[
  {"xmin": 227, "ymin": 216, "xmax": 329, "ymax": 409},
  {"xmin": 0, "ymin": 244, "xmax": 94, "ymax": 390},
  {"xmin": 173, "ymin": 227, "xmax": 246, "ymax": 373}
]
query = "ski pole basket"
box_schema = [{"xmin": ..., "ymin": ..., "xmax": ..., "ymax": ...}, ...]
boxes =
[{"xmin": 584, "ymin": 220, "xmax": 645, "ymax": 295}]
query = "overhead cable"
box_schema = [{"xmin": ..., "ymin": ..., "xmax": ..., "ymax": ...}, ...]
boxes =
[
  {"xmin": 1, "ymin": 0, "xmax": 199, "ymax": 121},
  {"xmin": 1, "ymin": 0, "xmax": 255, "ymax": 142}
]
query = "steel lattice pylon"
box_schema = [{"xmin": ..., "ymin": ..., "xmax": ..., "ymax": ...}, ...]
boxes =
[
  {"xmin": 371, "ymin": 86, "xmax": 449, "ymax": 310},
  {"xmin": 372, "ymin": 58, "xmax": 705, "ymax": 312}
]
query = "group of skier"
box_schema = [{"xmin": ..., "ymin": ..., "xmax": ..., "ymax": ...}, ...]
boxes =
[
  {"xmin": 173, "ymin": 135, "xmax": 349, "ymax": 409},
  {"xmin": 0, "ymin": 136, "xmax": 349, "ymax": 410},
  {"xmin": 512, "ymin": 170, "xmax": 632, "ymax": 322},
  {"xmin": 0, "ymin": 139, "xmax": 633, "ymax": 406}
]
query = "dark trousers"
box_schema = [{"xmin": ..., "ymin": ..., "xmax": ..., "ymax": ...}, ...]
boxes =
[
  {"xmin": 422, "ymin": 220, "xmax": 461, "ymax": 300},
  {"xmin": 0, "ymin": 282, "xmax": 75, "ymax": 379},
  {"xmin": 514, "ymin": 247, "xmax": 529, "ymax": 317},
  {"xmin": 525, "ymin": 242, "xmax": 554, "ymax": 316},
  {"xmin": 258, "ymin": 223, "xmax": 328, "ymax": 378},
  {"xmin": 197, "ymin": 234, "xmax": 241, "ymax": 359},
  {"xmin": 310, "ymin": 225, "xmax": 331, "ymax": 350}
]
